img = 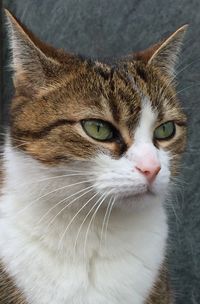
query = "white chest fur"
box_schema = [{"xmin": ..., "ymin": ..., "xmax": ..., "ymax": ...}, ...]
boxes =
[
  {"xmin": 0, "ymin": 149, "xmax": 168, "ymax": 304},
  {"xmin": 0, "ymin": 200, "xmax": 167, "ymax": 304}
]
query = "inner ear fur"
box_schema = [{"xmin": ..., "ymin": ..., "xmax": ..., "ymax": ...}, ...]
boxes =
[
  {"xmin": 4, "ymin": 9, "xmax": 78, "ymax": 95},
  {"xmin": 132, "ymin": 25, "xmax": 188, "ymax": 78}
]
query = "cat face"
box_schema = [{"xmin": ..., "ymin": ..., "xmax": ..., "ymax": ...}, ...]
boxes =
[{"xmin": 5, "ymin": 10, "xmax": 187, "ymax": 208}]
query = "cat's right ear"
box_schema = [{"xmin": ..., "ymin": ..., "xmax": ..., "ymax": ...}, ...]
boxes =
[{"xmin": 4, "ymin": 9, "xmax": 61, "ymax": 94}]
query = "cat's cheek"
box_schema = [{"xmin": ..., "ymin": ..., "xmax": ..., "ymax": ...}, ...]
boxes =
[
  {"xmin": 169, "ymin": 153, "xmax": 183, "ymax": 176},
  {"xmin": 151, "ymin": 173, "xmax": 171, "ymax": 197},
  {"xmin": 148, "ymin": 149, "xmax": 171, "ymax": 196}
]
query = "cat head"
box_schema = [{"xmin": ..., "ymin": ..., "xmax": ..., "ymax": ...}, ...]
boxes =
[{"xmin": 5, "ymin": 10, "xmax": 187, "ymax": 209}]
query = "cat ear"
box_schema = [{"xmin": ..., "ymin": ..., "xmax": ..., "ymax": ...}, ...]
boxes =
[
  {"xmin": 5, "ymin": 9, "xmax": 61, "ymax": 93},
  {"xmin": 134, "ymin": 25, "xmax": 188, "ymax": 77}
]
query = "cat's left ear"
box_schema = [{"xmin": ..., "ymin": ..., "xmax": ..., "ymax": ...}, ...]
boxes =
[{"xmin": 134, "ymin": 25, "xmax": 188, "ymax": 77}]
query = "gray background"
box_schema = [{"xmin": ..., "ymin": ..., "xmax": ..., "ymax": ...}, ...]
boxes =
[{"xmin": 1, "ymin": 1, "xmax": 200, "ymax": 303}]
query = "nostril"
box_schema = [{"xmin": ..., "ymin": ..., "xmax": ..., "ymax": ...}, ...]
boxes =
[
  {"xmin": 136, "ymin": 167, "xmax": 150, "ymax": 176},
  {"xmin": 135, "ymin": 165, "xmax": 161, "ymax": 182},
  {"xmin": 143, "ymin": 170, "xmax": 151, "ymax": 176}
]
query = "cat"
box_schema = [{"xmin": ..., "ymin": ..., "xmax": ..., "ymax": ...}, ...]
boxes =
[{"xmin": 0, "ymin": 9, "xmax": 187, "ymax": 304}]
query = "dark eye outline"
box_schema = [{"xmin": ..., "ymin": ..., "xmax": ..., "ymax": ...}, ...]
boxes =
[
  {"xmin": 153, "ymin": 121, "xmax": 176, "ymax": 141},
  {"xmin": 81, "ymin": 119, "xmax": 119, "ymax": 142}
]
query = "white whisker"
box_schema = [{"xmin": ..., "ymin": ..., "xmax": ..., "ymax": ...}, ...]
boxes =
[
  {"xmin": 83, "ymin": 191, "xmax": 111, "ymax": 259},
  {"xmin": 100, "ymin": 195, "xmax": 113, "ymax": 249},
  {"xmin": 168, "ymin": 83, "xmax": 200, "ymax": 102},
  {"xmin": 58, "ymin": 192, "xmax": 99, "ymax": 250},
  {"xmin": 37, "ymin": 185, "xmax": 94, "ymax": 225},
  {"xmin": 73, "ymin": 192, "xmax": 104, "ymax": 256},
  {"xmin": 104, "ymin": 196, "xmax": 116, "ymax": 247},
  {"xmin": 163, "ymin": 58, "xmax": 200, "ymax": 95},
  {"xmin": 20, "ymin": 173, "xmax": 94, "ymax": 187},
  {"xmin": 46, "ymin": 186, "xmax": 95, "ymax": 229},
  {"xmin": 11, "ymin": 179, "xmax": 95, "ymax": 218}
]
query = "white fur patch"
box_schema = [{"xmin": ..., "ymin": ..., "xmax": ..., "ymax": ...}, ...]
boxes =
[{"xmin": 134, "ymin": 98, "xmax": 157, "ymax": 143}]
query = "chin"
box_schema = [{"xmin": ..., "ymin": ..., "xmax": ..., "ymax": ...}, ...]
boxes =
[{"xmin": 113, "ymin": 189, "xmax": 166, "ymax": 211}]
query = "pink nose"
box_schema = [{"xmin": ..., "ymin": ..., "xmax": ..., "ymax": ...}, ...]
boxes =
[{"xmin": 135, "ymin": 164, "xmax": 161, "ymax": 183}]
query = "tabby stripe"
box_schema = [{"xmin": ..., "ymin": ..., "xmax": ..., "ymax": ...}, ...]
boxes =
[
  {"xmin": 11, "ymin": 100, "xmax": 30, "ymax": 117},
  {"xmin": 175, "ymin": 120, "xmax": 187, "ymax": 127},
  {"xmin": 136, "ymin": 66, "xmax": 148, "ymax": 82},
  {"xmin": 12, "ymin": 119, "xmax": 77, "ymax": 139}
]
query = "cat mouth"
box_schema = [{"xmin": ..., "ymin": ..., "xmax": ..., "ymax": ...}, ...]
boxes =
[
  {"xmin": 113, "ymin": 189, "xmax": 157, "ymax": 208},
  {"xmin": 134, "ymin": 190, "xmax": 155, "ymax": 199},
  {"xmin": 117, "ymin": 187, "xmax": 154, "ymax": 199}
]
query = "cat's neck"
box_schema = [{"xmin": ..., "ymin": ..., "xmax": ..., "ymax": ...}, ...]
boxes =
[{"xmin": 1, "ymin": 144, "xmax": 167, "ymax": 260}]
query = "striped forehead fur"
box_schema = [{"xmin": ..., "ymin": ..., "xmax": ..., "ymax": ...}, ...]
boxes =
[
  {"xmin": 4, "ymin": 10, "xmax": 187, "ymax": 171},
  {"xmin": 9, "ymin": 59, "xmax": 186, "ymax": 169}
]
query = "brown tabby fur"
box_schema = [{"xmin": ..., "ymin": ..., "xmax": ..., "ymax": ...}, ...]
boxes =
[
  {"xmin": 146, "ymin": 267, "xmax": 174, "ymax": 304},
  {"xmin": 0, "ymin": 262, "xmax": 26, "ymax": 304},
  {"xmin": 0, "ymin": 9, "xmax": 188, "ymax": 304}
]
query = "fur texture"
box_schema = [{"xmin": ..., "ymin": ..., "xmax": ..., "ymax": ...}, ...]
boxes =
[{"xmin": 0, "ymin": 10, "xmax": 187, "ymax": 304}]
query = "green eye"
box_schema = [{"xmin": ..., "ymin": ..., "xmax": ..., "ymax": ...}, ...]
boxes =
[
  {"xmin": 81, "ymin": 120, "xmax": 114, "ymax": 141},
  {"xmin": 154, "ymin": 121, "xmax": 175, "ymax": 140}
]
